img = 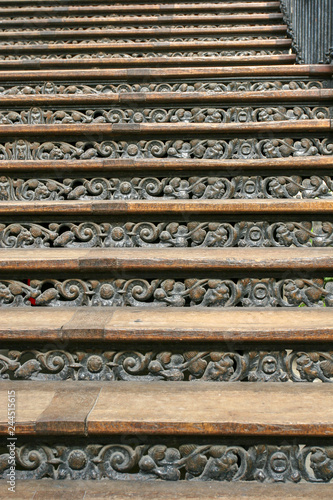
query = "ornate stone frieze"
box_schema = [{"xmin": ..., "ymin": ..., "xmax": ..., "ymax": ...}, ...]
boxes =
[
  {"xmin": 1, "ymin": 175, "xmax": 332, "ymax": 201},
  {"xmin": 0, "ymin": 221, "xmax": 332, "ymax": 248},
  {"xmin": 1, "ymin": 348, "xmax": 332, "ymax": 382},
  {"xmin": 0, "ymin": 138, "xmax": 331, "ymax": 161},
  {"xmin": 0, "ymin": 442, "xmax": 332, "ymax": 482},
  {"xmin": 0, "ymin": 80, "xmax": 325, "ymax": 95},
  {"xmin": 0, "ymin": 277, "xmax": 332, "ymax": 307},
  {"xmin": 0, "ymin": 49, "xmax": 288, "ymax": 60},
  {"xmin": 0, "ymin": 105, "xmax": 327, "ymax": 124}
]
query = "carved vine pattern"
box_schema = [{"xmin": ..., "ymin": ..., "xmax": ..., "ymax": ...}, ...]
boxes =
[
  {"xmin": 0, "ymin": 221, "xmax": 332, "ymax": 248},
  {"xmin": 1, "ymin": 175, "xmax": 332, "ymax": 201},
  {"xmin": 0, "ymin": 278, "xmax": 332, "ymax": 307},
  {"xmin": 1, "ymin": 349, "xmax": 332, "ymax": 383},
  {"xmin": 0, "ymin": 80, "xmax": 325, "ymax": 95},
  {"xmin": 0, "ymin": 138, "xmax": 331, "ymax": 161},
  {"xmin": 0, "ymin": 50, "xmax": 289, "ymax": 60},
  {"xmin": 0, "ymin": 105, "xmax": 328, "ymax": 124},
  {"xmin": 0, "ymin": 443, "xmax": 333, "ymax": 482}
]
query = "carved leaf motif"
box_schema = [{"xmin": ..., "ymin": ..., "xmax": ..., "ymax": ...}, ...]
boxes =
[{"xmin": 320, "ymin": 356, "xmax": 333, "ymax": 377}]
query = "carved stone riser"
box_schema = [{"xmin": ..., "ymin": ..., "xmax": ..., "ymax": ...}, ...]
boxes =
[
  {"xmin": 0, "ymin": 138, "xmax": 331, "ymax": 161},
  {"xmin": 1, "ymin": 175, "xmax": 332, "ymax": 201},
  {"xmin": 0, "ymin": 277, "xmax": 332, "ymax": 307},
  {"xmin": 0, "ymin": 105, "xmax": 329, "ymax": 124},
  {"xmin": 0, "ymin": 50, "xmax": 290, "ymax": 60},
  {"xmin": 0, "ymin": 221, "xmax": 332, "ymax": 248},
  {"xmin": 0, "ymin": 80, "xmax": 329, "ymax": 95},
  {"xmin": 1, "ymin": 348, "xmax": 332, "ymax": 382},
  {"xmin": 1, "ymin": 441, "xmax": 333, "ymax": 482}
]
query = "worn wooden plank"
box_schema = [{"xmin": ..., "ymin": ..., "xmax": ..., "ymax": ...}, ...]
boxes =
[
  {"xmin": 0, "ymin": 247, "xmax": 332, "ymax": 276},
  {"xmin": 0, "ymin": 89, "xmax": 331, "ymax": 106},
  {"xmin": 0, "ymin": 382, "xmax": 100, "ymax": 435},
  {"xmin": 0, "ymin": 384, "xmax": 55, "ymax": 435},
  {"xmin": 0, "ymin": 39, "xmax": 292, "ymax": 54},
  {"xmin": 0, "ymin": 157, "xmax": 331, "ymax": 174},
  {"xmin": 1, "ymin": 199, "xmax": 333, "ymax": 220},
  {"xmin": 0, "ymin": 13, "xmax": 284, "ymax": 27},
  {"xmin": 1, "ymin": 307, "xmax": 333, "ymax": 343},
  {"xmin": 0, "ymin": 118, "xmax": 326, "ymax": 137},
  {"xmin": 0, "ymin": 54, "xmax": 297, "ymax": 70},
  {"xmin": 0, "ymin": 0, "xmax": 283, "ymax": 4},
  {"xmin": 1, "ymin": 381, "xmax": 333, "ymax": 436},
  {"xmin": 0, "ymin": 64, "xmax": 330, "ymax": 82},
  {"xmin": 36, "ymin": 385, "xmax": 101, "ymax": 435},
  {"xmin": 87, "ymin": 382, "xmax": 333, "ymax": 436},
  {"xmin": 0, "ymin": 3, "xmax": 281, "ymax": 16},
  {"xmin": 1, "ymin": 481, "xmax": 333, "ymax": 500}
]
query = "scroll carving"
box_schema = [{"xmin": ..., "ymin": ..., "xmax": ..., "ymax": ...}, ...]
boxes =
[
  {"xmin": 0, "ymin": 138, "xmax": 331, "ymax": 161},
  {"xmin": 0, "ymin": 278, "xmax": 332, "ymax": 307},
  {"xmin": 1, "ymin": 443, "xmax": 332, "ymax": 482},
  {"xmin": 1, "ymin": 175, "xmax": 332, "ymax": 200},
  {"xmin": 0, "ymin": 105, "xmax": 328, "ymax": 124},
  {"xmin": 0, "ymin": 221, "xmax": 332, "ymax": 248},
  {"xmin": 0, "ymin": 80, "xmax": 325, "ymax": 95},
  {"xmin": 1, "ymin": 349, "xmax": 332, "ymax": 383}
]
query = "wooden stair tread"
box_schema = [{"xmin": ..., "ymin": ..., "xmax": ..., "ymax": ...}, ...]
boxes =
[
  {"xmin": 0, "ymin": 55, "xmax": 297, "ymax": 69},
  {"xmin": 0, "ymin": 247, "xmax": 332, "ymax": 274},
  {"xmin": 0, "ymin": 0, "xmax": 284, "ymax": 3},
  {"xmin": 0, "ymin": 64, "xmax": 330, "ymax": 81},
  {"xmin": 1, "ymin": 307, "xmax": 333, "ymax": 342},
  {"xmin": 0, "ymin": 118, "xmax": 327, "ymax": 137},
  {"xmin": 1, "ymin": 88, "xmax": 331, "ymax": 105},
  {"xmin": 0, "ymin": 3, "xmax": 282, "ymax": 15},
  {"xmin": 1, "ymin": 380, "xmax": 333, "ymax": 436},
  {"xmin": 2, "ymin": 199, "xmax": 333, "ymax": 218},
  {"xmin": 0, "ymin": 119, "xmax": 326, "ymax": 139},
  {"xmin": 1, "ymin": 157, "xmax": 332, "ymax": 173},
  {"xmin": 1, "ymin": 481, "xmax": 333, "ymax": 500}
]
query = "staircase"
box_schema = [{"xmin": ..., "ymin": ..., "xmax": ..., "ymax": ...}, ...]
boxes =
[{"xmin": 0, "ymin": 0, "xmax": 333, "ymax": 498}]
